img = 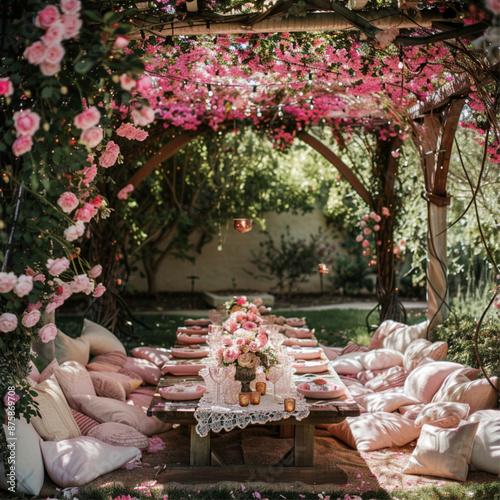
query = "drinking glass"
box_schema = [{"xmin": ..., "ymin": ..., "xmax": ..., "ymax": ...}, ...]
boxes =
[
  {"xmin": 266, "ymin": 366, "xmax": 283, "ymax": 403},
  {"xmin": 208, "ymin": 366, "xmax": 227, "ymax": 404}
]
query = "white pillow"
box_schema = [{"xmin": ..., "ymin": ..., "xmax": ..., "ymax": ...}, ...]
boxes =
[
  {"xmin": 469, "ymin": 416, "xmax": 500, "ymax": 475},
  {"xmin": 72, "ymin": 395, "xmax": 171, "ymax": 436},
  {"xmin": 81, "ymin": 318, "xmax": 126, "ymax": 355},
  {"xmin": 40, "ymin": 436, "xmax": 140, "ymax": 487},
  {"xmin": 327, "ymin": 411, "xmax": 421, "ymax": 451},
  {"xmin": 402, "ymin": 422, "xmax": 479, "ymax": 481},
  {"xmin": 468, "ymin": 409, "xmax": 500, "ymax": 422},
  {"xmin": 360, "ymin": 349, "xmax": 403, "ymax": 371},
  {"xmin": 403, "ymin": 339, "xmax": 448, "ymax": 372},
  {"xmin": 355, "ymin": 391, "xmax": 421, "ymax": 414},
  {"xmin": 365, "ymin": 366, "xmax": 408, "ymax": 392},
  {"xmin": 368, "ymin": 320, "xmax": 406, "ymax": 350},
  {"xmin": 0, "ymin": 418, "xmax": 44, "ymax": 496},
  {"xmin": 404, "ymin": 361, "xmax": 464, "ymax": 404},
  {"xmin": 415, "ymin": 402, "xmax": 470, "ymax": 428},
  {"xmin": 382, "ymin": 320, "xmax": 429, "ymax": 353},
  {"xmin": 330, "ymin": 355, "xmax": 365, "ymax": 375},
  {"xmin": 54, "ymin": 329, "xmax": 90, "ymax": 365}
]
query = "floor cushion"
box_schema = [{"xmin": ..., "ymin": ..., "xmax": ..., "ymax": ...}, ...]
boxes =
[
  {"xmin": 131, "ymin": 346, "xmax": 172, "ymax": 367},
  {"xmin": 123, "ymin": 356, "xmax": 161, "ymax": 385},
  {"xmin": 404, "ymin": 361, "xmax": 464, "ymax": 404},
  {"xmin": 29, "ymin": 375, "xmax": 81, "ymax": 441},
  {"xmin": 72, "ymin": 394, "xmax": 171, "ymax": 436},
  {"xmin": 53, "ymin": 360, "xmax": 96, "ymax": 410},
  {"xmin": 330, "ymin": 354, "xmax": 365, "ymax": 376},
  {"xmin": 365, "ymin": 365, "xmax": 408, "ymax": 392},
  {"xmin": 127, "ymin": 391, "xmax": 154, "ymax": 413},
  {"xmin": 70, "ymin": 409, "xmax": 100, "ymax": 436},
  {"xmin": 40, "ymin": 436, "xmax": 140, "ymax": 487},
  {"xmin": 368, "ymin": 320, "xmax": 406, "ymax": 350},
  {"xmin": 414, "ymin": 402, "xmax": 470, "ymax": 429},
  {"xmin": 403, "ymin": 338, "xmax": 448, "ymax": 372},
  {"xmin": 54, "ymin": 329, "xmax": 90, "ymax": 365},
  {"xmin": 468, "ymin": 413, "xmax": 500, "ymax": 475},
  {"xmin": 90, "ymin": 371, "xmax": 142, "ymax": 400},
  {"xmin": 354, "ymin": 391, "xmax": 421, "ymax": 413},
  {"xmin": 81, "ymin": 318, "xmax": 126, "ymax": 355},
  {"xmin": 402, "ymin": 422, "xmax": 479, "ymax": 481},
  {"xmin": 0, "ymin": 417, "xmax": 44, "ymax": 496},
  {"xmin": 360, "ymin": 349, "xmax": 404, "ymax": 371},
  {"xmin": 88, "ymin": 422, "xmax": 149, "ymax": 450},
  {"xmin": 382, "ymin": 320, "xmax": 429, "ymax": 353}
]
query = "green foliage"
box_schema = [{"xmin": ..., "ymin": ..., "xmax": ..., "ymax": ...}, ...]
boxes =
[
  {"xmin": 329, "ymin": 254, "xmax": 375, "ymax": 296},
  {"xmin": 433, "ymin": 314, "xmax": 500, "ymax": 378}
]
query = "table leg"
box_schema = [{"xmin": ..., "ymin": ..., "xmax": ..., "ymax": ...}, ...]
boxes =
[
  {"xmin": 294, "ymin": 424, "xmax": 314, "ymax": 466},
  {"xmin": 190, "ymin": 425, "xmax": 211, "ymax": 465}
]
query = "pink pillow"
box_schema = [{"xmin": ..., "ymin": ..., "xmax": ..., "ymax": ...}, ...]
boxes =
[
  {"xmin": 403, "ymin": 339, "xmax": 448, "ymax": 372},
  {"xmin": 131, "ymin": 346, "xmax": 171, "ymax": 368},
  {"xmin": 89, "ymin": 372, "xmax": 141, "ymax": 401},
  {"xmin": 126, "ymin": 392, "xmax": 154, "ymax": 413},
  {"xmin": 38, "ymin": 358, "xmax": 60, "ymax": 382},
  {"xmin": 123, "ymin": 357, "xmax": 161, "ymax": 386},
  {"xmin": 322, "ymin": 346, "xmax": 342, "ymax": 361},
  {"xmin": 330, "ymin": 355, "xmax": 365, "ymax": 375},
  {"xmin": 404, "ymin": 361, "xmax": 464, "ymax": 404},
  {"xmin": 341, "ymin": 342, "xmax": 369, "ymax": 356},
  {"xmin": 90, "ymin": 351, "xmax": 127, "ymax": 368},
  {"xmin": 88, "ymin": 422, "xmax": 149, "ymax": 450},
  {"xmin": 360, "ymin": 349, "xmax": 403, "ymax": 371},
  {"xmin": 354, "ymin": 391, "xmax": 421, "ymax": 413},
  {"xmin": 365, "ymin": 365, "xmax": 408, "ymax": 392},
  {"xmin": 53, "ymin": 361, "xmax": 96, "ymax": 410},
  {"xmin": 70, "ymin": 409, "xmax": 100, "ymax": 436},
  {"xmin": 28, "ymin": 361, "xmax": 41, "ymax": 383},
  {"xmin": 415, "ymin": 402, "xmax": 470, "ymax": 428},
  {"xmin": 357, "ymin": 369, "xmax": 385, "ymax": 385},
  {"xmin": 382, "ymin": 321, "xmax": 430, "ymax": 353},
  {"xmin": 118, "ymin": 368, "xmax": 144, "ymax": 385},
  {"xmin": 368, "ymin": 320, "xmax": 405, "ymax": 350}
]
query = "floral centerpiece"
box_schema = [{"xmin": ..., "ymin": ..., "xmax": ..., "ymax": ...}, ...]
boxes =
[{"xmin": 214, "ymin": 304, "xmax": 278, "ymax": 391}]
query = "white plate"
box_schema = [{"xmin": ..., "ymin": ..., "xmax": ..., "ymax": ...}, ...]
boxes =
[
  {"xmin": 285, "ymin": 327, "xmax": 314, "ymax": 339},
  {"xmin": 159, "ymin": 384, "xmax": 206, "ymax": 400},
  {"xmin": 177, "ymin": 333, "xmax": 209, "ymax": 345},
  {"xmin": 297, "ymin": 382, "xmax": 345, "ymax": 399},
  {"xmin": 282, "ymin": 338, "xmax": 318, "ymax": 347},
  {"xmin": 161, "ymin": 361, "xmax": 206, "ymax": 376},
  {"xmin": 176, "ymin": 326, "xmax": 209, "ymax": 335},
  {"xmin": 171, "ymin": 346, "xmax": 209, "ymax": 359},
  {"xmin": 184, "ymin": 318, "xmax": 211, "ymax": 327},
  {"xmin": 286, "ymin": 346, "xmax": 323, "ymax": 360},
  {"xmin": 292, "ymin": 359, "xmax": 329, "ymax": 374}
]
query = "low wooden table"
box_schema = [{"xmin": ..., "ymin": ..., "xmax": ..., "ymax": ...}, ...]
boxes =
[{"xmin": 147, "ymin": 367, "xmax": 359, "ymax": 485}]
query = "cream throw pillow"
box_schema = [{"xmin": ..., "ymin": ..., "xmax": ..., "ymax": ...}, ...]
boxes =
[
  {"xmin": 40, "ymin": 437, "xmax": 140, "ymax": 487},
  {"xmin": 382, "ymin": 320, "xmax": 430, "ymax": 353},
  {"xmin": 354, "ymin": 391, "xmax": 420, "ymax": 414},
  {"xmin": 359, "ymin": 349, "xmax": 404, "ymax": 371},
  {"xmin": 469, "ymin": 415, "xmax": 500, "ymax": 475},
  {"xmin": 402, "ymin": 422, "xmax": 479, "ymax": 481},
  {"xmin": 30, "ymin": 375, "xmax": 81, "ymax": 441},
  {"xmin": 54, "ymin": 329, "xmax": 90, "ymax": 365},
  {"xmin": 81, "ymin": 318, "xmax": 126, "ymax": 355},
  {"xmin": 403, "ymin": 339, "xmax": 448, "ymax": 372},
  {"xmin": 415, "ymin": 402, "xmax": 470, "ymax": 428},
  {"xmin": 368, "ymin": 320, "xmax": 406, "ymax": 350}
]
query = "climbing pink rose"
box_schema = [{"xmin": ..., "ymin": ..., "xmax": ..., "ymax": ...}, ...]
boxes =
[
  {"xmin": 13, "ymin": 109, "xmax": 40, "ymax": 137},
  {"xmin": 70, "ymin": 274, "xmax": 93, "ymax": 294},
  {"xmin": 27, "ymin": 301, "xmax": 42, "ymax": 312},
  {"xmin": 13, "ymin": 275, "xmax": 33, "ymax": 298},
  {"xmin": 57, "ymin": 191, "xmax": 79, "ymax": 213},
  {"xmin": 236, "ymin": 296, "xmax": 246, "ymax": 305},
  {"xmin": 41, "ymin": 21, "xmax": 65, "ymax": 46},
  {"xmin": 136, "ymin": 75, "xmax": 153, "ymax": 96},
  {"xmin": 46, "ymin": 257, "xmax": 70, "ymax": 276},
  {"xmin": 93, "ymin": 284, "xmax": 106, "ymax": 297},
  {"xmin": 0, "ymin": 78, "xmax": 14, "ymax": 97},
  {"xmin": 60, "ymin": 13, "xmax": 82, "ymax": 39},
  {"xmin": 374, "ymin": 215, "xmax": 382, "ymax": 223},
  {"xmin": 64, "ymin": 220, "xmax": 85, "ymax": 241},
  {"xmin": 35, "ymin": 5, "xmax": 61, "ymax": 29},
  {"xmin": 82, "ymin": 164, "xmax": 97, "ymax": 187},
  {"xmin": 114, "ymin": 36, "xmax": 129, "ymax": 49},
  {"xmin": 88, "ymin": 264, "xmax": 102, "ymax": 278},
  {"xmin": 223, "ymin": 347, "xmax": 241, "ymax": 364},
  {"xmin": 362, "ymin": 240, "xmax": 370, "ymax": 248},
  {"xmin": 3, "ymin": 391, "xmax": 19, "ymax": 407},
  {"xmin": 0, "ymin": 313, "xmax": 18, "ymax": 333},
  {"xmin": 0, "ymin": 272, "xmax": 18, "ymax": 293},
  {"xmin": 39, "ymin": 60, "xmax": 61, "ymax": 76},
  {"xmin": 99, "ymin": 141, "xmax": 120, "ymax": 168},
  {"xmin": 22, "ymin": 309, "xmax": 41, "ymax": 328},
  {"xmin": 44, "ymin": 43, "xmax": 65, "ymax": 65},
  {"xmin": 391, "ymin": 150, "xmax": 400, "ymax": 158},
  {"xmin": 374, "ymin": 224, "xmax": 380, "ymax": 232},
  {"xmin": 74, "ymin": 203, "xmax": 97, "ymax": 223},
  {"xmin": 131, "ymin": 106, "xmax": 155, "ymax": 127},
  {"xmin": 382, "ymin": 207, "xmax": 391, "ymax": 217},
  {"xmin": 117, "ymin": 184, "xmax": 134, "ymax": 200},
  {"xmin": 60, "ymin": 0, "xmax": 81, "ymax": 15},
  {"xmin": 39, "ymin": 323, "xmax": 57, "ymax": 343},
  {"xmin": 355, "ymin": 235, "xmax": 363, "ymax": 243},
  {"xmin": 80, "ymin": 126, "xmax": 103, "ymax": 148},
  {"xmin": 73, "ymin": 106, "xmax": 101, "ymax": 130},
  {"xmin": 24, "ymin": 41, "xmax": 46, "ymax": 65},
  {"xmin": 33, "ymin": 274, "xmax": 45, "ymax": 283},
  {"xmin": 119, "ymin": 74, "xmax": 135, "ymax": 91},
  {"xmin": 45, "ymin": 295, "xmax": 64, "ymax": 314}
]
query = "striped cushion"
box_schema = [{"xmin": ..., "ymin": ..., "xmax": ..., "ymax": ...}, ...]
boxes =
[
  {"xmin": 89, "ymin": 351, "xmax": 127, "ymax": 368},
  {"xmin": 341, "ymin": 342, "xmax": 370, "ymax": 356},
  {"xmin": 70, "ymin": 409, "xmax": 100, "ymax": 436},
  {"xmin": 118, "ymin": 368, "xmax": 144, "ymax": 385}
]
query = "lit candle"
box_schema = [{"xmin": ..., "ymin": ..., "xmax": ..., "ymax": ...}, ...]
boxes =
[
  {"xmin": 256, "ymin": 382, "xmax": 267, "ymax": 395},
  {"xmin": 250, "ymin": 391, "xmax": 261, "ymax": 405},
  {"xmin": 239, "ymin": 393, "xmax": 250, "ymax": 407},
  {"xmin": 284, "ymin": 398, "xmax": 296, "ymax": 412}
]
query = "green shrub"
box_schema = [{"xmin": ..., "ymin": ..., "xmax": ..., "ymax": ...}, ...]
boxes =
[{"xmin": 433, "ymin": 314, "xmax": 500, "ymax": 378}]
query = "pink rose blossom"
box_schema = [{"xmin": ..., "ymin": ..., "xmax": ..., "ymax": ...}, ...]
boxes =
[
  {"xmin": 136, "ymin": 75, "xmax": 153, "ymax": 97},
  {"xmin": 13, "ymin": 109, "xmax": 40, "ymax": 137},
  {"xmin": 120, "ymin": 74, "xmax": 136, "ymax": 91},
  {"xmin": 39, "ymin": 323, "xmax": 57, "ymax": 343},
  {"xmin": 134, "ymin": 129, "xmax": 148, "ymax": 141},
  {"xmin": 355, "ymin": 235, "xmax": 363, "ymax": 243},
  {"xmin": 374, "ymin": 224, "xmax": 380, "ymax": 231},
  {"xmin": 70, "ymin": 274, "xmax": 94, "ymax": 294},
  {"xmin": 363, "ymin": 228, "xmax": 371, "ymax": 235},
  {"xmin": 45, "ymin": 294, "xmax": 64, "ymax": 313},
  {"xmin": 33, "ymin": 274, "xmax": 46, "ymax": 283},
  {"xmin": 117, "ymin": 184, "xmax": 134, "ymax": 200},
  {"xmin": 80, "ymin": 126, "xmax": 103, "ymax": 148},
  {"xmin": 394, "ymin": 246, "xmax": 401, "ymax": 255},
  {"xmin": 222, "ymin": 336, "xmax": 233, "ymax": 346},
  {"xmin": 47, "ymin": 257, "xmax": 70, "ymax": 276},
  {"xmin": 382, "ymin": 207, "xmax": 391, "ymax": 217},
  {"xmin": 0, "ymin": 313, "xmax": 18, "ymax": 333},
  {"xmin": 82, "ymin": 164, "xmax": 97, "ymax": 187},
  {"xmin": 93, "ymin": 283, "xmax": 106, "ymax": 298},
  {"xmin": 0, "ymin": 77, "xmax": 14, "ymax": 97},
  {"xmin": 234, "ymin": 337, "xmax": 245, "ymax": 347},
  {"xmin": 39, "ymin": 60, "xmax": 61, "ymax": 76},
  {"xmin": 242, "ymin": 321, "xmax": 257, "ymax": 331},
  {"xmin": 54, "ymin": 279, "xmax": 72, "ymax": 301},
  {"xmin": 248, "ymin": 341, "xmax": 259, "ymax": 352},
  {"xmin": 0, "ymin": 272, "xmax": 18, "ymax": 293},
  {"xmin": 131, "ymin": 106, "xmax": 155, "ymax": 127},
  {"xmin": 35, "ymin": 5, "xmax": 61, "ymax": 29},
  {"xmin": 391, "ymin": 150, "xmax": 400, "ymax": 158},
  {"xmin": 375, "ymin": 215, "xmax": 382, "ymax": 223},
  {"xmin": 22, "ymin": 309, "xmax": 41, "ymax": 328},
  {"xmin": 73, "ymin": 106, "xmax": 101, "ymax": 130},
  {"xmin": 60, "ymin": 0, "xmax": 81, "ymax": 15},
  {"xmin": 88, "ymin": 264, "xmax": 102, "ymax": 278},
  {"xmin": 3, "ymin": 391, "xmax": 19, "ymax": 407},
  {"xmin": 13, "ymin": 275, "xmax": 33, "ymax": 298},
  {"xmin": 27, "ymin": 301, "xmax": 42, "ymax": 312},
  {"xmin": 64, "ymin": 220, "xmax": 85, "ymax": 241},
  {"xmin": 362, "ymin": 240, "xmax": 370, "ymax": 248},
  {"xmin": 223, "ymin": 347, "xmax": 241, "ymax": 364},
  {"xmin": 44, "ymin": 43, "xmax": 65, "ymax": 65},
  {"xmin": 74, "ymin": 203, "xmax": 97, "ymax": 223},
  {"xmin": 225, "ymin": 321, "xmax": 238, "ymax": 334},
  {"xmin": 57, "ymin": 191, "xmax": 79, "ymax": 213},
  {"xmin": 360, "ymin": 220, "xmax": 366, "ymax": 227},
  {"xmin": 116, "ymin": 123, "xmax": 149, "ymax": 141},
  {"xmin": 41, "ymin": 21, "xmax": 65, "ymax": 46},
  {"xmin": 236, "ymin": 296, "xmax": 246, "ymax": 305},
  {"xmin": 60, "ymin": 13, "xmax": 82, "ymax": 39},
  {"xmin": 114, "ymin": 36, "xmax": 129, "ymax": 49},
  {"xmin": 256, "ymin": 332, "xmax": 267, "ymax": 347},
  {"xmin": 99, "ymin": 140, "xmax": 120, "ymax": 168},
  {"xmin": 24, "ymin": 41, "xmax": 46, "ymax": 65}
]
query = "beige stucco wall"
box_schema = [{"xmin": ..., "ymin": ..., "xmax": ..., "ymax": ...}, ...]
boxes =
[{"xmin": 129, "ymin": 209, "xmax": 341, "ymax": 293}]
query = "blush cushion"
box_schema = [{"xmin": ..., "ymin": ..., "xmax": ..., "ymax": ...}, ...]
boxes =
[
  {"xmin": 368, "ymin": 320, "xmax": 406, "ymax": 350},
  {"xmin": 402, "ymin": 422, "xmax": 479, "ymax": 481},
  {"xmin": 414, "ymin": 402, "xmax": 470, "ymax": 428},
  {"xmin": 53, "ymin": 360, "xmax": 96, "ymax": 410},
  {"xmin": 365, "ymin": 365, "xmax": 408, "ymax": 392},
  {"xmin": 89, "ymin": 372, "xmax": 142, "ymax": 401},
  {"xmin": 81, "ymin": 319, "xmax": 126, "ymax": 355},
  {"xmin": 40, "ymin": 436, "xmax": 140, "ymax": 487},
  {"xmin": 360, "ymin": 349, "xmax": 404, "ymax": 371},
  {"xmin": 70, "ymin": 409, "xmax": 100, "ymax": 436},
  {"xmin": 382, "ymin": 320, "xmax": 430, "ymax": 353},
  {"xmin": 131, "ymin": 346, "xmax": 171, "ymax": 367},
  {"xmin": 330, "ymin": 354, "xmax": 365, "ymax": 375},
  {"xmin": 403, "ymin": 339, "xmax": 448, "ymax": 372},
  {"xmin": 354, "ymin": 391, "xmax": 421, "ymax": 414},
  {"xmin": 123, "ymin": 357, "xmax": 161, "ymax": 385},
  {"xmin": 54, "ymin": 329, "xmax": 90, "ymax": 365},
  {"xmin": 87, "ymin": 422, "xmax": 149, "ymax": 450}
]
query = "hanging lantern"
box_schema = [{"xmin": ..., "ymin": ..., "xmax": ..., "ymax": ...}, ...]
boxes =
[
  {"xmin": 318, "ymin": 263, "xmax": 329, "ymax": 274},
  {"xmin": 233, "ymin": 218, "xmax": 253, "ymax": 233}
]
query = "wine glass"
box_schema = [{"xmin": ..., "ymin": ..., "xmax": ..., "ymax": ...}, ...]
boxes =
[
  {"xmin": 208, "ymin": 366, "xmax": 227, "ymax": 405},
  {"xmin": 267, "ymin": 366, "xmax": 284, "ymax": 403}
]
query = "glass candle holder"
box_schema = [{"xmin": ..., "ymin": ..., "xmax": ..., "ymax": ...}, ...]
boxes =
[
  {"xmin": 250, "ymin": 391, "xmax": 261, "ymax": 405},
  {"xmin": 239, "ymin": 393, "xmax": 250, "ymax": 407},
  {"xmin": 284, "ymin": 397, "xmax": 296, "ymax": 412},
  {"xmin": 255, "ymin": 382, "xmax": 267, "ymax": 395}
]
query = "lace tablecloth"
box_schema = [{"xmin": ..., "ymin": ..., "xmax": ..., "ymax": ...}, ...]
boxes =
[{"xmin": 194, "ymin": 393, "xmax": 310, "ymax": 437}]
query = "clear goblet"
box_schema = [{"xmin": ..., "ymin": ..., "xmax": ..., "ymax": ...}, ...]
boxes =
[
  {"xmin": 208, "ymin": 366, "xmax": 227, "ymax": 405},
  {"xmin": 267, "ymin": 365, "xmax": 284, "ymax": 403}
]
